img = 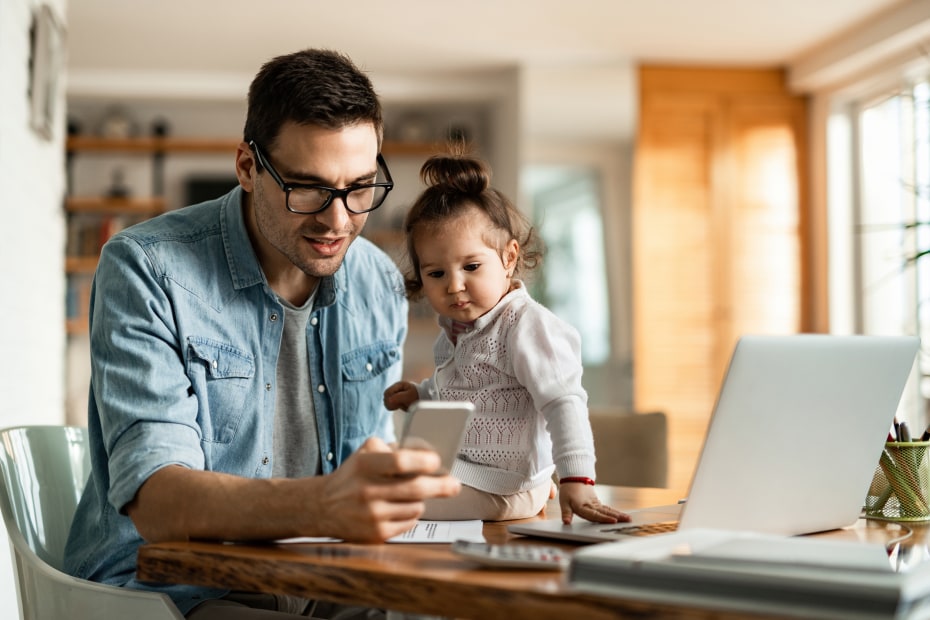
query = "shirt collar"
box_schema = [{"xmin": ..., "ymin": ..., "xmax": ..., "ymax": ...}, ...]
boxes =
[{"xmin": 220, "ymin": 186, "xmax": 337, "ymax": 309}]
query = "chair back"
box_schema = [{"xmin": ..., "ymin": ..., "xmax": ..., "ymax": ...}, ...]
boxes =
[
  {"xmin": 589, "ymin": 410, "xmax": 669, "ymax": 488},
  {"xmin": 0, "ymin": 425, "xmax": 183, "ymax": 620},
  {"xmin": 0, "ymin": 425, "xmax": 89, "ymax": 571}
]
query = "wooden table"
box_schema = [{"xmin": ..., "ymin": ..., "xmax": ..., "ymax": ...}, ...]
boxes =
[{"xmin": 136, "ymin": 486, "xmax": 926, "ymax": 619}]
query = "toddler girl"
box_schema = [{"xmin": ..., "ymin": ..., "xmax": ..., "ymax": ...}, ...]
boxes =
[{"xmin": 383, "ymin": 150, "xmax": 628, "ymax": 525}]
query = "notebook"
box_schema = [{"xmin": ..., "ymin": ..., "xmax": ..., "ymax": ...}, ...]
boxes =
[{"xmin": 508, "ymin": 334, "xmax": 920, "ymax": 543}]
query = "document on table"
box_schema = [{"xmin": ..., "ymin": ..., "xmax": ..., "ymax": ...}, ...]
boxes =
[
  {"xmin": 387, "ymin": 519, "xmax": 484, "ymax": 543},
  {"xmin": 276, "ymin": 520, "xmax": 485, "ymax": 544}
]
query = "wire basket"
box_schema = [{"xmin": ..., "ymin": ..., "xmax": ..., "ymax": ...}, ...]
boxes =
[{"xmin": 864, "ymin": 441, "xmax": 930, "ymax": 522}]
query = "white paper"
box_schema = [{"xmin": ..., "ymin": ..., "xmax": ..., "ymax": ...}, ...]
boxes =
[
  {"xmin": 275, "ymin": 520, "xmax": 485, "ymax": 545},
  {"xmin": 387, "ymin": 520, "xmax": 484, "ymax": 543}
]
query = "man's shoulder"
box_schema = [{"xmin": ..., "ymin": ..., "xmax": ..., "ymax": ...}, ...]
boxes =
[
  {"xmin": 121, "ymin": 198, "xmax": 224, "ymax": 245},
  {"xmin": 344, "ymin": 236, "xmax": 402, "ymax": 282},
  {"xmin": 339, "ymin": 236, "xmax": 406, "ymax": 307},
  {"xmin": 346, "ymin": 235, "xmax": 395, "ymax": 265},
  {"xmin": 102, "ymin": 189, "xmax": 246, "ymax": 283}
]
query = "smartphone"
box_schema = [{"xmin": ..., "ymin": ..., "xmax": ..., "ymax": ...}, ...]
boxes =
[{"xmin": 398, "ymin": 401, "xmax": 474, "ymax": 475}]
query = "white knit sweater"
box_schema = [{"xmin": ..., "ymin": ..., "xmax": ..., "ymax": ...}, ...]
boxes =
[{"xmin": 416, "ymin": 282, "xmax": 596, "ymax": 495}]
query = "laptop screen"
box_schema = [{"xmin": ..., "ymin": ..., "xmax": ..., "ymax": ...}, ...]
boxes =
[{"xmin": 509, "ymin": 334, "xmax": 919, "ymax": 542}]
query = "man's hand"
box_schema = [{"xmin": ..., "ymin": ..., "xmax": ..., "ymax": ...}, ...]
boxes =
[
  {"xmin": 128, "ymin": 438, "xmax": 460, "ymax": 544},
  {"xmin": 383, "ymin": 381, "xmax": 420, "ymax": 411},
  {"xmin": 312, "ymin": 437, "xmax": 461, "ymax": 542},
  {"xmin": 558, "ymin": 482, "xmax": 630, "ymax": 525}
]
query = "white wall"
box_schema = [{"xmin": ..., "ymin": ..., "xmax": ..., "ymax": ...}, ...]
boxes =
[{"xmin": 0, "ymin": 0, "xmax": 69, "ymax": 613}]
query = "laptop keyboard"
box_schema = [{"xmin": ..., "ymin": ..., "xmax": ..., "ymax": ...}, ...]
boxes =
[{"xmin": 602, "ymin": 521, "xmax": 680, "ymax": 537}]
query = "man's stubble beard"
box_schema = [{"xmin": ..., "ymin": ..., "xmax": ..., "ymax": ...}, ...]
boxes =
[{"xmin": 252, "ymin": 182, "xmax": 364, "ymax": 280}]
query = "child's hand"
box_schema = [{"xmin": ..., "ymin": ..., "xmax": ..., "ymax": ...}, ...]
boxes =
[
  {"xmin": 383, "ymin": 381, "xmax": 420, "ymax": 411},
  {"xmin": 558, "ymin": 482, "xmax": 630, "ymax": 525}
]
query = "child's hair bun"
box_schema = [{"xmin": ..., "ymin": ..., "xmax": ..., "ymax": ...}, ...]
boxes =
[{"xmin": 420, "ymin": 150, "xmax": 490, "ymax": 198}]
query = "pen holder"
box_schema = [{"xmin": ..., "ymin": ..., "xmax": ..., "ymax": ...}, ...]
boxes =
[{"xmin": 864, "ymin": 441, "xmax": 930, "ymax": 522}]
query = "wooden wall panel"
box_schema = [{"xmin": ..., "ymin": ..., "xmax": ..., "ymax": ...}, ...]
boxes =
[{"xmin": 634, "ymin": 67, "xmax": 809, "ymax": 493}]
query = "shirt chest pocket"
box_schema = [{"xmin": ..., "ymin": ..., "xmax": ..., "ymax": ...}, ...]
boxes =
[
  {"xmin": 341, "ymin": 342, "xmax": 400, "ymax": 440},
  {"xmin": 187, "ymin": 337, "xmax": 255, "ymax": 444}
]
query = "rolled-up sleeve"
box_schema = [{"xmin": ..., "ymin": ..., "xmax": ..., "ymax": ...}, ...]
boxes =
[{"xmin": 91, "ymin": 236, "xmax": 205, "ymax": 512}]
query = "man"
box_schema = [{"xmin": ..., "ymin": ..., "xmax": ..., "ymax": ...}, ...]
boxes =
[{"xmin": 64, "ymin": 49, "xmax": 460, "ymax": 618}]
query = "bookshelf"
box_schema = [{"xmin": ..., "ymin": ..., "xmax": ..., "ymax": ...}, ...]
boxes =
[
  {"xmin": 64, "ymin": 136, "xmax": 240, "ymax": 335},
  {"xmin": 66, "ymin": 136, "xmax": 241, "ymax": 153}
]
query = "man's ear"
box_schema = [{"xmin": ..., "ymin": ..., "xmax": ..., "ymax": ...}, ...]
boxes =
[{"xmin": 234, "ymin": 141, "xmax": 257, "ymax": 192}]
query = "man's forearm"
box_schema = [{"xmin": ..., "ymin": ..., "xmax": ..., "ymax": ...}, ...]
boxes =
[{"xmin": 126, "ymin": 464, "xmax": 320, "ymax": 543}]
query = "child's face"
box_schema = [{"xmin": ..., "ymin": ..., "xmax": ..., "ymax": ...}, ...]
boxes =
[{"xmin": 414, "ymin": 210, "xmax": 518, "ymax": 323}]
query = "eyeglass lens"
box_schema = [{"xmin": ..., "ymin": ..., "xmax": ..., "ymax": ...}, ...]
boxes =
[{"xmin": 288, "ymin": 184, "xmax": 389, "ymax": 214}]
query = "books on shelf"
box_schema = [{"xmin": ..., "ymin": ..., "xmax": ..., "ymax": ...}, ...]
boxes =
[
  {"xmin": 66, "ymin": 275, "xmax": 92, "ymax": 321},
  {"xmin": 65, "ymin": 213, "xmax": 135, "ymax": 333},
  {"xmin": 66, "ymin": 214, "xmax": 135, "ymax": 259}
]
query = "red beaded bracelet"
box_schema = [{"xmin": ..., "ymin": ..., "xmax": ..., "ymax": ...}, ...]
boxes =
[{"xmin": 559, "ymin": 476, "xmax": 595, "ymax": 486}]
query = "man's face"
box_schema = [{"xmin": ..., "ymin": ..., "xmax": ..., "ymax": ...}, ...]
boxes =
[{"xmin": 237, "ymin": 121, "xmax": 380, "ymax": 293}]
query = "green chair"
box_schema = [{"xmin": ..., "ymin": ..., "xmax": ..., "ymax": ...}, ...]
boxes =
[{"xmin": 0, "ymin": 425, "xmax": 183, "ymax": 619}]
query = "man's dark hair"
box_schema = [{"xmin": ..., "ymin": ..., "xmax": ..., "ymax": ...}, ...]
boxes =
[{"xmin": 243, "ymin": 48, "xmax": 383, "ymax": 150}]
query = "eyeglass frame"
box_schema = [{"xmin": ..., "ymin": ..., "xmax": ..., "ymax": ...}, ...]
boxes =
[{"xmin": 248, "ymin": 140, "xmax": 394, "ymax": 215}]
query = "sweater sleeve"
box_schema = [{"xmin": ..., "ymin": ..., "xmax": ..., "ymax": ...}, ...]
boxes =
[{"xmin": 508, "ymin": 304, "xmax": 597, "ymax": 480}]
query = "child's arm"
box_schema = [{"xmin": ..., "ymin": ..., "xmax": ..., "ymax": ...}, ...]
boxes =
[
  {"xmin": 558, "ymin": 481, "xmax": 630, "ymax": 524},
  {"xmin": 383, "ymin": 381, "xmax": 421, "ymax": 411}
]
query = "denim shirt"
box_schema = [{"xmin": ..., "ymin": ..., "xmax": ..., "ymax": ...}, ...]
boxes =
[{"xmin": 63, "ymin": 187, "xmax": 407, "ymax": 613}]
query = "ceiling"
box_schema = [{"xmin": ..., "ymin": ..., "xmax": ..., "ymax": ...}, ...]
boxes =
[
  {"xmin": 66, "ymin": 0, "xmax": 905, "ymax": 79},
  {"xmin": 62, "ymin": 0, "xmax": 914, "ymax": 142}
]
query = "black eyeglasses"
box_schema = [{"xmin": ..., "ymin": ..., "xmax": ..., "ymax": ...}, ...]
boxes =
[{"xmin": 249, "ymin": 141, "xmax": 394, "ymax": 215}]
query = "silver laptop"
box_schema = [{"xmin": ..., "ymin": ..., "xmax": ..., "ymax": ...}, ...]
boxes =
[{"xmin": 509, "ymin": 334, "xmax": 920, "ymax": 543}]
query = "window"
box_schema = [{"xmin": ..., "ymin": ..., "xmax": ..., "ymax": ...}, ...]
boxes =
[
  {"xmin": 843, "ymin": 80, "xmax": 930, "ymax": 424},
  {"xmin": 521, "ymin": 143, "xmax": 634, "ymax": 411},
  {"xmin": 524, "ymin": 165, "xmax": 610, "ymax": 365}
]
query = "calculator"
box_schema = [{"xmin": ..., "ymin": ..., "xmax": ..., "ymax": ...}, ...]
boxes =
[{"xmin": 451, "ymin": 540, "xmax": 571, "ymax": 570}]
